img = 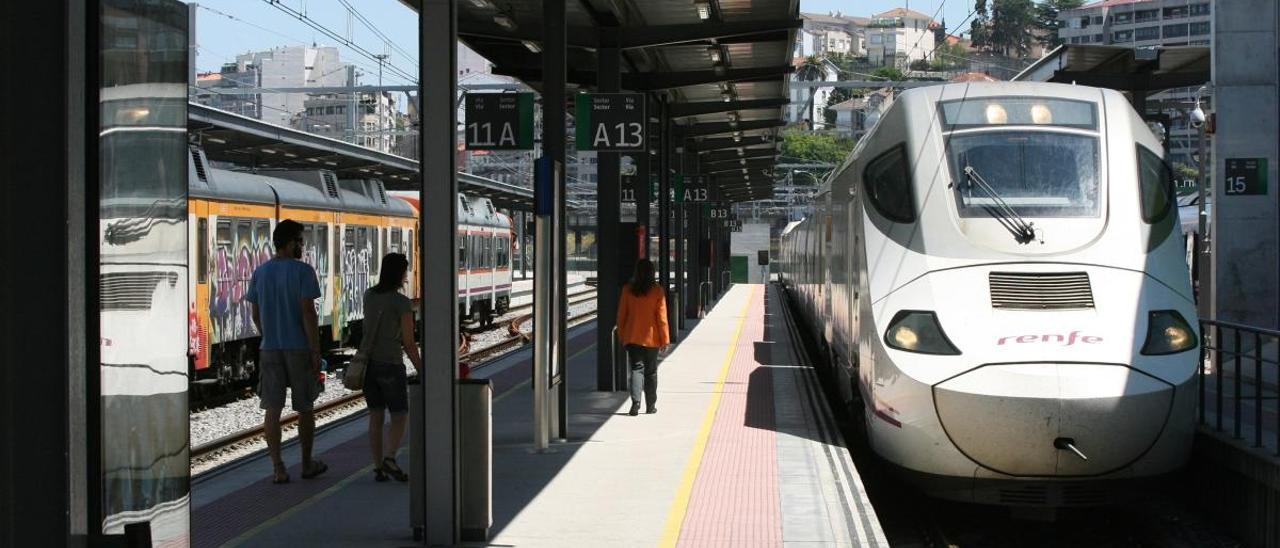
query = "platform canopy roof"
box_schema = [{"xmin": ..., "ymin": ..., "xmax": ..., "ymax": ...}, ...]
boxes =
[
  {"xmin": 400, "ymin": 0, "xmax": 801, "ymax": 203},
  {"xmin": 1014, "ymin": 44, "xmax": 1210, "ymax": 100},
  {"xmin": 188, "ymin": 102, "xmax": 566, "ymax": 212}
]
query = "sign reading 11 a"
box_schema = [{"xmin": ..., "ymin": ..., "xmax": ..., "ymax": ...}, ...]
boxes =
[
  {"xmin": 464, "ymin": 93, "xmax": 535, "ymax": 150},
  {"xmin": 575, "ymin": 93, "xmax": 646, "ymax": 152}
]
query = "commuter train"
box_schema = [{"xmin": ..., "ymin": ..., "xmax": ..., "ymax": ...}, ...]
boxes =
[
  {"xmin": 779, "ymin": 82, "xmax": 1199, "ymax": 506},
  {"xmin": 187, "ymin": 148, "xmax": 512, "ymax": 387}
]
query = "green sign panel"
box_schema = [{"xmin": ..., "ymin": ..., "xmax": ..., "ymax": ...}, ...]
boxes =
[
  {"xmin": 464, "ymin": 93, "xmax": 535, "ymax": 150},
  {"xmin": 1224, "ymin": 158, "xmax": 1268, "ymax": 196},
  {"xmin": 575, "ymin": 93, "xmax": 646, "ymax": 152}
]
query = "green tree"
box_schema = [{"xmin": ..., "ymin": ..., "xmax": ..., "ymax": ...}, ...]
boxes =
[
  {"xmin": 781, "ymin": 129, "xmax": 855, "ymax": 165},
  {"xmin": 1034, "ymin": 0, "xmax": 1084, "ymax": 48},
  {"xmin": 872, "ymin": 66, "xmax": 905, "ymax": 81},
  {"xmin": 970, "ymin": 0, "xmax": 991, "ymax": 47},
  {"xmin": 990, "ymin": 0, "xmax": 1037, "ymax": 57}
]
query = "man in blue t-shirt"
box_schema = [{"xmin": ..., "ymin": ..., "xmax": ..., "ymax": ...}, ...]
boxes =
[{"xmin": 246, "ymin": 219, "xmax": 327, "ymax": 483}]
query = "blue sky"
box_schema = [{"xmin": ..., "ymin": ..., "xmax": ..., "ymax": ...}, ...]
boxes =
[{"xmin": 187, "ymin": 0, "xmax": 978, "ymax": 82}]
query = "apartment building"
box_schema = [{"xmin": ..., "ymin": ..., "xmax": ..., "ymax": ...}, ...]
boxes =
[
  {"xmin": 1057, "ymin": 0, "xmax": 1213, "ymax": 168},
  {"xmin": 798, "ymin": 12, "xmax": 870, "ymax": 58},
  {"xmin": 864, "ymin": 8, "xmax": 936, "ymax": 67}
]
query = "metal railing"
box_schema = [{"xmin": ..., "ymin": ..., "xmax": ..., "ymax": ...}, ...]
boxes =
[{"xmin": 1198, "ymin": 319, "xmax": 1280, "ymax": 454}]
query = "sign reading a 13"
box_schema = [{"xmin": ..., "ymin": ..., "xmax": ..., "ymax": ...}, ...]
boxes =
[
  {"xmin": 464, "ymin": 93, "xmax": 535, "ymax": 150},
  {"xmin": 575, "ymin": 93, "xmax": 647, "ymax": 152}
]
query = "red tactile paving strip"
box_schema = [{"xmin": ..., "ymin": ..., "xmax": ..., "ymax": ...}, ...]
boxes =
[{"xmin": 677, "ymin": 287, "xmax": 781, "ymax": 548}]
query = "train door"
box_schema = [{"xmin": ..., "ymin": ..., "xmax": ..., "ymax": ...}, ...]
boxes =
[
  {"xmin": 190, "ymin": 201, "xmax": 211, "ymax": 374},
  {"xmin": 457, "ymin": 230, "xmax": 470, "ymax": 318}
]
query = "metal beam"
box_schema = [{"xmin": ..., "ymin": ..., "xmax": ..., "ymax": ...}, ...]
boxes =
[
  {"xmin": 689, "ymin": 135, "xmax": 770, "ymax": 151},
  {"xmin": 701, "ymin": 148, "xmax": 778, "ymax": 164},
  {"xmin": 699, "ymin": 159, "xmax": 774, "ymax": 174},
  {"xmin": 596, "ymin": 36, "xmax": 621, "ymax": 393},
  {"xmin": 684, "ymin": 119, "xmax": 786, "ymax": 137},
  {"xmin": 493, "ymin": 65, "xmax": 794, "ymax": 91},
  {"xmin": 631, "ymin": 65, "xmax": 794, "ymax": 91},
  {"xmin": 669, "ymin": 98, "xmax": 789, "ymax": 118},
  {"xmin": 616, "ymin": 20, "xmax": 801, "ymax": 49},
  {"xmin": 419, "ymin": 0, "xmax": 459, "ymax": 543}
]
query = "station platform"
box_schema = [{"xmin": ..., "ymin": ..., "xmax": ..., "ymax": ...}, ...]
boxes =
[{"xmin": 191, "ymin": 284, "xmax": 885, "ymax": 547}]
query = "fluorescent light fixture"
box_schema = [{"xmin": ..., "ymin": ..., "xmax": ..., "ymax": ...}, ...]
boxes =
[
  {"xmin": 284, "ymin": 152, "xmax": 297, "ymax": 158},
  {"xmin": 741, "ymin": 168, "xmax": 748, "ymax": 174},
  {"xmin": 493, "ymin": 13, "xmax": 517, "ymax": 31},
  {"xmin": 707, "ymin": 46, "xmax": 722, "ymax": 63},
  {"xmin": 207, "ymin": 136, "xmax": 226, "ymax": 144},
  {"xmin": 360, "ymin": 168, "xmax": 370, "ymax": 173},
  {"xmin": 733, "ymin": 134, "xmax": 742, "ymax": 142},
  {"xmin": 325, "ymin": 161, "xmax": 338, "ymax": 166},
  {"xmin": 307, "ymin": 158, "xmax": 320, "ymax": 163},
  {"xmin": 468, "ymin": 0, "xmax": 496, "ymax": 8},
  {"xmin": 261, "ymin": 148, "xmax": 277, "ymax": 154},
  {"xmin": 694, "ymin": 1, "xmax": 712, "ymax": 20},
  {"xmin": 721, "ymin": 91, "xmax": 733, "ymax": 102},
  {"xmin": 739, "ymin": 158, "xmax": 747, "ymax": 165},
  {"xmin": 522, "ymin": 40, "xmax": 542, "ymax": 53}
]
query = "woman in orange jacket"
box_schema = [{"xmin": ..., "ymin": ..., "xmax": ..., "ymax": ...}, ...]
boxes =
[{"xmin": 617, "ymin": 258, "xmax": 670, "ymax": 416}]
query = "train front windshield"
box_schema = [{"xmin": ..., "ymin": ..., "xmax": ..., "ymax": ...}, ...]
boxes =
[{"xmin": 940, "ymin": 97, "xmax": 1101, "ymax": 219}]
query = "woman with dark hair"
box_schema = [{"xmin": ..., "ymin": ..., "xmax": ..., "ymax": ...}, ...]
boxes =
[
  {"xmin": 361, "ymin": 252, "xmax": 422, "ymax": 481},
  {"xmin": 616, "ymin": 258, "xmax": 670, "ymax": 416}
]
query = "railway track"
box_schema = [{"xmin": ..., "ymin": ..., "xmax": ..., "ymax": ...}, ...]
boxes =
[{"xmin": 193, "ymin": 309, "xmax": 598, "ymax": 469}]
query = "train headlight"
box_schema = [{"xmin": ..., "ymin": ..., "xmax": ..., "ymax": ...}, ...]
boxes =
[
  {"xmin": 1141, "ymin": 310, "xmax": 1198, "ymax": 355},
  {"xmin": 884, "ymin": 310, "xmax": 961, "ymax": 355}
]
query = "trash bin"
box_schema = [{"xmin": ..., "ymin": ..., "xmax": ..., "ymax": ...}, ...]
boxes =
[{"xmin": 459, "ymin": 378, "xmax": 493, "ymax": 542}]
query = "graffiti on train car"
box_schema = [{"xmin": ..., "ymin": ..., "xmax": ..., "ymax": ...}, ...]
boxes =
[
  {"xmin": 340, "ymin": 246, "xmax": 372, "ymax": 324},
  {"xmin": 209, "ymin": 229, "xmax": 272, "ymax": 344},
  {"xmin": 301, "ymin": 238, "xmax": 331, "ymax": 323}
]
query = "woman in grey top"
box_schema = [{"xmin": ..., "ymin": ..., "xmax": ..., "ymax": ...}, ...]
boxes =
[{"xmin": 362, "ymin": 253, "xmax": 422, "ymax": 481}]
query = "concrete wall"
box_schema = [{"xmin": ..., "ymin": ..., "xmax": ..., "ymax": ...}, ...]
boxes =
[
  {"xmin": 1211, "ymin": 0, "xmax": 1280, "ymax": 328},
  {"xmin": 731, "ymin": 222, "xmax": 772, "ymax": 283},
  {"xmin": 1192, "ymin": 431, "xmax": 1280, "ymax": 547}
]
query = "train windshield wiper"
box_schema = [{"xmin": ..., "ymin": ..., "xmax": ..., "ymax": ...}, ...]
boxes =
[{"xmin": 962, "ymin": 165, "xmax": 1037, "ymax": 244}]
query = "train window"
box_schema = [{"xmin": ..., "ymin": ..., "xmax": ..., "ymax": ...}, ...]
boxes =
[
  {"xmin": 456, "ymin": 233, "xmax": 465, "ymax": 268},
  {"xmin": 863, "ymin": 144, "xmax": 916, "ymax": 223},
  {"xmin": 1137, "ymin": 145, "xmax": 1174, "ymax": 224},
  {"xmin": 256, "ymin": 220, "xmax": 270, "ymax": 247},
  {"xmin": 371, "ymin": 227, "xmax": 380, "ymax": 275},
  {"xmin": 496, "ymin": 237, "xmax": 509, "ymax": 268},
  {"xmin": 197, "ymin": 218, "xmax": 208, "ymax": 283},
  {"xmin": 407, "ymin": 229, "xmax": 413, "ymax": 264},
  {"xmin": 317, "ymin": 225, "xmax": 328, "ymax": 270},
  {"xmin": 216, "ymin": 219, "xmax": 232, "ymax": 248},
  {"xmin": 391, "ymin": 228, "xmax": 402, "ymax": 253},
  {"xmin": 947, "ymin": 132, "xmax": 1100, "ymax": 218}
]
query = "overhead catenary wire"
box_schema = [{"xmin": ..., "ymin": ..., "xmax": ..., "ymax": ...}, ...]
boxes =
[
  {"xmin": 336, "ymin": 0, "xmax": 419, "ymax": 67},
  {"xmin": 194, "ymin": 4, "xmax": 414, "ymax": 85},
  {"xmin": 257, "ymin": 0, "xmax": 419, "ymax": 84}
]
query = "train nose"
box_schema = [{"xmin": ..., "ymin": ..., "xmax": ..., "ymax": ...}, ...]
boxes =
[{"xmin": 933, "ymin": 363, "xmax": 1174, "ymax": 476}]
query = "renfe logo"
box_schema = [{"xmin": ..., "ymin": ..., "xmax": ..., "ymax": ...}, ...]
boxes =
[{"xmin": 997, "ymin": 331, "xmax": 1103, "ymax": 346}]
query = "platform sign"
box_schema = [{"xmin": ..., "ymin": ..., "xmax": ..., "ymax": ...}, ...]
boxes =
[
  {"xmin": 464, "ymin": 93, "xmax": 535, "ymax": 150},
  {"xmin": 706, "ymin": 204, "xmax": 731, "ymax": 222},
  {"xmin": 575, "ymin": 93, "xmax": 646, "ymax": 152},
  {"xmin": 675, "ymin": 174, "xmax": 709, "ymax": 203},
  {"xmin": 1225, "ymin": 158, "xmax": 1269, "ymax": 196}
]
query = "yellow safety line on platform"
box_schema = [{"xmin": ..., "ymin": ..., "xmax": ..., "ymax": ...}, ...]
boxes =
[
  {"xmin": 225, "ymin": 342, "xmax": 599, "ymax": 547},
  {"xmin": 657, "ymin": 287, "xmax": 756, "ymax": 548}
]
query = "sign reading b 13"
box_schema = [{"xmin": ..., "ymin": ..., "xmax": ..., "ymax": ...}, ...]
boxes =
[{"xmin": 575, "ymin": 93, "xmax": 646, "ymax": 152}]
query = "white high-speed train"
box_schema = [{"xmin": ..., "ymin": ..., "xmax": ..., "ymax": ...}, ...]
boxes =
[{"xmin": 779, "ymin": 82, "xmax": 1200, "ymax": 507}]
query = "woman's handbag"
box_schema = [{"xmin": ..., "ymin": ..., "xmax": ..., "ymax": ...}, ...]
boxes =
[{"xmin": 343, "ymin": 310, "xmax": 382, "ymax": 391}]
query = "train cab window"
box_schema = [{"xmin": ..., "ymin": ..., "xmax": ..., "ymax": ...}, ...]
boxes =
[
  {"xmin": 1137, "ymin": 145, "xmax": 1174, "ymax": 224},
  {"xmin": 197, "ymin": 218, "xmax": 208, "ymax": 283},
  {"xmin": 863, "ymin": 145, "xmax": 916, "ymax": 223},
  {"xmin": 333, "ymin": 227, "xmax": 342, "ymax": 275},
  {"xmin": 947, "ymin": 132, "xmax": 1100, "ymax": 218}
]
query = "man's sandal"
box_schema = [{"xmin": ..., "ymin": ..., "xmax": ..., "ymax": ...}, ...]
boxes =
[
  {"xmin": 271, "ymin": 462, "xmax": 290, "ymax": 484},
  {"xmin": 301, "ymin": 459, "xmax": 329, "ymax": 479}
]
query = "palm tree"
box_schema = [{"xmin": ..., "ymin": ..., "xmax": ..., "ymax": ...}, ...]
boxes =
[{"xmin": 796, "ymin": 55, "xmax": 828, "ymax": 130}]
